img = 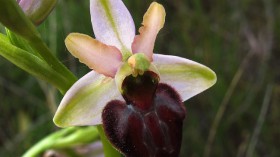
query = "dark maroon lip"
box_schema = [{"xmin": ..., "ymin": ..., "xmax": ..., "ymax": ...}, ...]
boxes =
[{"xmin": 102, "ymin": 71, "xmax": 186, "ymax": 157}]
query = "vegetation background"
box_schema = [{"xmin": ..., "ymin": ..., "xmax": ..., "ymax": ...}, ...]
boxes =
[{"xmin": 0, "ymin": 0, "xmax": 279, "ymax": 156}]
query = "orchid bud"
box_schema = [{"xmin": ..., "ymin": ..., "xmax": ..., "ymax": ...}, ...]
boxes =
[{"xmin": 17, "ymin": 0, "xmax": 57, "ymax": 25}]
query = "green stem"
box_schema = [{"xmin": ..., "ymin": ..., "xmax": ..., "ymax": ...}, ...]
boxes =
[
  {"xmin": 97, "ymin": 125, "xmax": 122, "ymax": 157},
  {"xmin": 23, "ymin": 127, "xmax": 99, "ymax": 157},
  {"xmin": 0, "ymin": 34, "xmax": 71, "ymax": 94},
  {"xmin": 0, "ymin": 0, "xmax": 77, "ymax": 91},
  {"xmin": 23, "ymin": 127, "xmax": 76, "ymax": 157},
  {"xmin": 0, "ymin": 0, "xmax": 39, "ymax": 40}
]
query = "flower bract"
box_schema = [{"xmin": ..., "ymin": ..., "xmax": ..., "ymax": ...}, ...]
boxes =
[{"xmin": 17, "ymin": 0, "xmax": 57, "ymax": 25}]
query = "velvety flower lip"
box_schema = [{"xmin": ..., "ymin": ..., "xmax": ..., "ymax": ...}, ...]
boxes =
[{"xmin": 53, "ymin": 0, "xmax": 216, "ymax": 127}]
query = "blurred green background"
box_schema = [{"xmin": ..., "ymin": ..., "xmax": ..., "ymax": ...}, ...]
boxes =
[{"xmin": 0, "ymin": 0, "xmax": 279, "ymax": 156}]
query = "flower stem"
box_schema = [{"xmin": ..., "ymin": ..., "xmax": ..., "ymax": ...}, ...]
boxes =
[
  {"xmin": 23, "ymin": 127, "xmax": 99, "ymax": 157},
  {"xmin": 23, "ymin": 127, "xmax": 76, "ymax": 157},
  {"xmin": 97, "ymin": 125, "xmax": 122, "ymax": 157}
]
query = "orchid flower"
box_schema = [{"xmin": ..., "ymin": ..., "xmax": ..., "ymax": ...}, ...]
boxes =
[{"xmin": 54, "ymin": 0, "xmax": 216, "ymax": 156}]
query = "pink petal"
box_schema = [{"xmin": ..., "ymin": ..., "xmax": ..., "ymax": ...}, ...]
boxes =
[
  {"xmin": 54, "ymin": 71, "xmax": 124, "ymax": 127},
  {"xmin": 132, "ymin": 2, "xmax": 166, "ymax": 61},
  {"xmin": 90, "ymin": 0, "xmax": 135, "ymax": 51},
  {"xmin": 65, "ymin": 33, "xmax": 122, "ymax": 77},
  {"xmin": 153, "ymin": 54, "xmax": 217, "ymax": 101}
]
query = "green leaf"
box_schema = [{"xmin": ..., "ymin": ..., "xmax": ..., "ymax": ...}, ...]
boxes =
[
  {"xmin": 0, "ymin": 33, "xmax": 72, "ymax": 93},
  {"xmin": 6, "ymin": 29, "xmax": 40, "ymax": 57},
  {"xmin": 0, "ymin": 0, "xmax": 77, "ymax": 87}
]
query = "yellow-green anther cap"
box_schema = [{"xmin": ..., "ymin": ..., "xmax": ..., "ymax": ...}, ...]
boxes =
[
  {"xmin": 17, "ymin": 0, "xmax": 57, "ymax": 25},
  {"xmin": 128, "ymin": 53, "xmax": 151, "ymax": 76}
]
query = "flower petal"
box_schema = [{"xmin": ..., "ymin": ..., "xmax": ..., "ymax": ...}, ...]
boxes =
[
  {"xmin": 65, "ymin": 33, "xmax": 122, "ymax": 77},
  {"xmin": 132, "ymin": 2, "xmax": 166, "ymax": 61},
  {"xmin": 53, "ymin": 71, "xmax": 124, "ymax": 127},
  {"xmin": 153, "ymin": 54, "xmax": 217, "ymax": 101},
  {"xmin": 90, "ymin": 0, "xmax": 135, "ymax": 51}
]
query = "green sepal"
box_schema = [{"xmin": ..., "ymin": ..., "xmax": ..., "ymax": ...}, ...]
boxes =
[{"xmin": 153, "ymin": 54, "xmax": 217, "ymax": 101}]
